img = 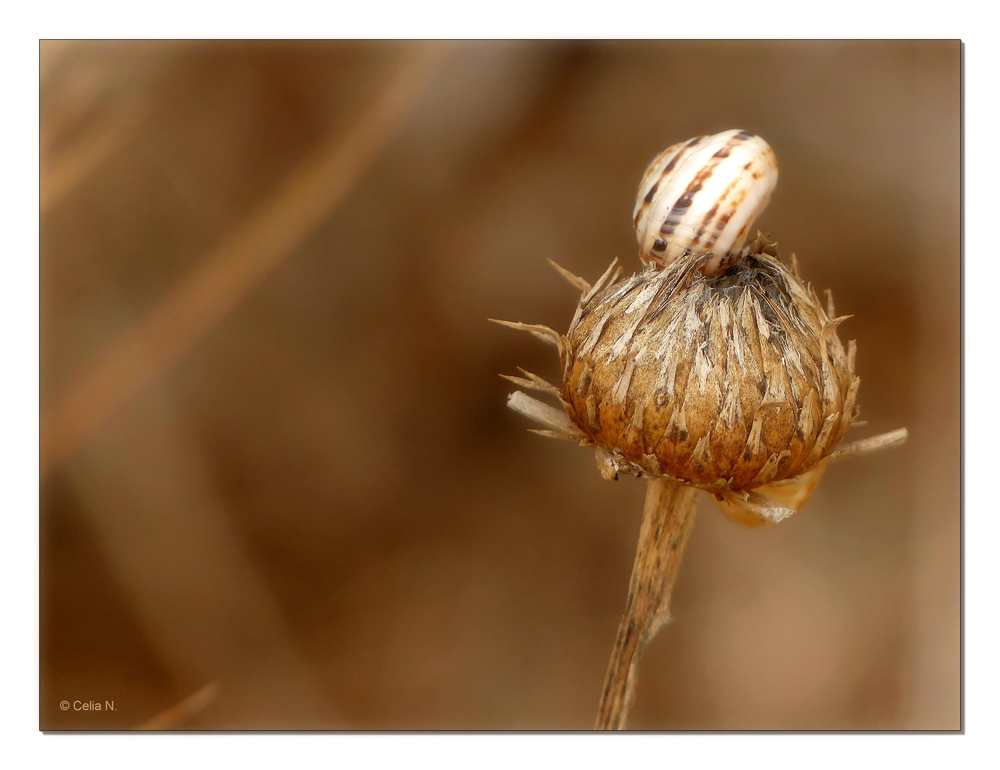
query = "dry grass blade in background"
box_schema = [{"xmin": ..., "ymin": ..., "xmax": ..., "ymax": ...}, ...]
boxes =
[
  {"xmin": 41, "ymin": 102, "xmax": 149, "ymax": 214},
  {"xmin": 40, "ymin": 41, "xmax": 167, "ymax": 214},
  {"xmin": 137, "ymin": 681, "xmax": 221, "ymax": 730},
  {"xmin": 40, "ymin": 43, "xmax": 447, "ymax": 477}
]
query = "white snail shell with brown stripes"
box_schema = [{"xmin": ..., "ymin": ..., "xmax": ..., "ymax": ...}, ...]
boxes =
[{"xmin": 632, "ymin": 129, "xmax": 778, "ymax": 276}]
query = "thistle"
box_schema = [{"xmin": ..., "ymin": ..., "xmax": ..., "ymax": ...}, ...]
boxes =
[{"xmin": 495, "ymin": 130, "xmax": 907, "ymax": 729}]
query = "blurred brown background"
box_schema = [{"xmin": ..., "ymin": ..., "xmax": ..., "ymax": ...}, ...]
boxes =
[{"xmin": 39, "ymin": 40, "xmax": 960, "ymax": 730}]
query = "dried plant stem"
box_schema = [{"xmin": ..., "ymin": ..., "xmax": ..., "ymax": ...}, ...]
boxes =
[{"xmin": 595, "ymin": 479, "xmax": 699, "ymax": 730}]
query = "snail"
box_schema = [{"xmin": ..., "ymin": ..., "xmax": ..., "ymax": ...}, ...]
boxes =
[{"xmin": 632, "ymin": 129, "xmax": 778, "ymax": 276}]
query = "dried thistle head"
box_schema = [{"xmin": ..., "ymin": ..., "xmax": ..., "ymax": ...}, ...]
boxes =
[
  {"xmin": 498, "ymin": 130, "xmax": 906, "ymax": 526},
  {"xmin": 565, "ymin": 233, "xmax": 855, "ymax": 482}
]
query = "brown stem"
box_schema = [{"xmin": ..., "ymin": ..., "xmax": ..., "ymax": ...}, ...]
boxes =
[{"xmin": 595, "ymin": 479, "xmax": 699, "ymax": 730}]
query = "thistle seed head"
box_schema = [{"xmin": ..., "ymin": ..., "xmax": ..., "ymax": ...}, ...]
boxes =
[
  {"xmin": 560, "ymin": 233, "xmax": 858, "ymax": 493},
  {"xmin": 498, "ymin": 231, "xmax": 906, "ymax": 525}
]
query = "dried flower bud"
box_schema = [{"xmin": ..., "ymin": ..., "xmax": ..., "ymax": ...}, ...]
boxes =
[
  {"xmin": 498, "ymin": 232, "xmax": 901, "ymax": 526},
  {"xmin": 565, "ymin": 231, "xmax": 855, "ymax": 484}
]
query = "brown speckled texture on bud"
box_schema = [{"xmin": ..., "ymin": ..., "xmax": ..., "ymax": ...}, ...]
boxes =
[{"xmin": 561, "ymin": 235, "xmax": 858, "ymax": 492}]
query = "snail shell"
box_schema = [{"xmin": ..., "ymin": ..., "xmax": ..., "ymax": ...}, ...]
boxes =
[{"xmin": 632, "ymin": 129, "xmax": 778, "ymax": 275}]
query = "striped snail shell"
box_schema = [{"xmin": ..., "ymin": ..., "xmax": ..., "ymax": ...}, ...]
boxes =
[{"xmin": 632, "ymin": 129, "xmax": 778, "ymax": 275}]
